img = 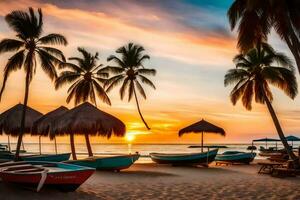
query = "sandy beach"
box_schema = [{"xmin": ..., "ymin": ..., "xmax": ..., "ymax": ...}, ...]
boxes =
[{"xmin": 1, "ymin": 162, "xmax": 300, "ymax": 200}]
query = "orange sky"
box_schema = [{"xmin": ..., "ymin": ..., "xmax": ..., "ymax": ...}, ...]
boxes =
[{"xmin": 0, "ymin": 0, "xmax": 300, "ymax": 144}]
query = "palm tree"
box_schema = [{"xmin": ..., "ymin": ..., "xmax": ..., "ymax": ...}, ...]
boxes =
[
  {"xmin": 224, "ymin": 43, "xmax": 299, "ymax": 168},
  {"xmin": 228, "ymin": 0, "xmax": 300, "ymax": 74},
  {"xmin": 0, "ymin": 8, "xmax": 67, "ymax": 160},
  {"xmin": 104, "ymin": 43, "xmax": 156, "ymax": 130},
  {"xmin": 55, "ymin": 47, "xmax": 111, "ymax": 158}
]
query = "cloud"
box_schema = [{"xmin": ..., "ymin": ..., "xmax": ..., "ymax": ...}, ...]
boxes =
[{"xmin": 0, "ymin": 0, "xmax": 237, "ymax": 66}]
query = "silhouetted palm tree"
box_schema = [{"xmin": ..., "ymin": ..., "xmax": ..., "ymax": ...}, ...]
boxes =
[
  {"xmin": 224, "ymin": 43, "xmax": 299, "ymax": 167},
  {"xmin": 228, "ymin": 0, "xmax": 300, "ymax": 73},
  {"xmin": 0, "ymin": 8, "xmax": 67, "ymax": 160},
  {"xmin": 104, "ymin": 43, "xmax": 156, "ymax": 130},
  {"xmin": 55, "ymin": 47, "xmax": 110, "ymax": 157}
]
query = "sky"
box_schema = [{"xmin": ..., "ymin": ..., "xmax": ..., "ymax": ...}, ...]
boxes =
[{"xmin": 0, "ymin": 0, "xmax": 300, "ymax": 145}]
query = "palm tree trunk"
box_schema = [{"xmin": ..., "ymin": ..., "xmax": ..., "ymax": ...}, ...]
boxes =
[
  {"xmin": 133, "ymin": 87, "xmax": 150, "ymax": 130},
  {"xmin": 70, "ymin": 134, "xmax": 77, "ymax": 160},
  {"xmin": 85, "ymin": 134, "xmax": 93, "ymax": 157},
  {"xmin": 14, "ymin": 71, "xmax": 30, "ymax": 161},
  {"xmin": 263, "ymin": 94, "xmax": 299, "ymax": 168}
]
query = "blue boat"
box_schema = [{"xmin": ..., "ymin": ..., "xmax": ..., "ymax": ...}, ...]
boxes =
[
  {"xmin": 0, "ymin": 152, "xmax": 71, "ymax": 162},
  {"xmin": 215, "ymin": 151, "xmax": 256, "ymax": 164},
  {"xmin": 22, "ymin": 153, "xmax": 71, "ymax": 162},
  {"xmin": 65, "ymin": 153, "xmax": 140, "ymax": 171},
  {"xmin": 150, "ymin": 149, "xmax": 218, "ymax": 166}
]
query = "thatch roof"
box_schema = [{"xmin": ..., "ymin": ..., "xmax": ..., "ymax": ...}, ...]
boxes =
[
  {"xmin": 179, "ymin": 119, "xmax": 225, "ymax": 136},
  {"xmin": 32, "ymin": 106, "xmax": 69, "ymax": 136},
  {"xmin": 0, "ymin": 104, "xmax": 42, "ymax": 136},
  {"xmin": 285, "ymin": 135, "xmax": 300, "ymax": 142},
  {"xmin": 49, "ymin": 102, "xmax": 126, "ymax": 139}
]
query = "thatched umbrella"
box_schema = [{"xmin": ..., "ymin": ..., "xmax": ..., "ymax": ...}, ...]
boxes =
[
  {"xmin": 50, "ymin": 102, "xmax": 126, "ymax": 160},
  {"xmin": 285, "ymin": 135, "xmax": 300, "ymax": 147},
  {"xmin": 32, "ymin": 106, "xmax": 69, "ymax": 154},
  {"xmin": 179, "ymin": 119, "xmax": 225, "ymax": 152},
  {"xmin": 0, "ymin": 103, "xmax": 42, "ymax": 152}
]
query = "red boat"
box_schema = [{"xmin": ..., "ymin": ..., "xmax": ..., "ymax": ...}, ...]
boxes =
[{"xmin": 0, "ymin": 161, "xmax": 95, "ymax": 192}]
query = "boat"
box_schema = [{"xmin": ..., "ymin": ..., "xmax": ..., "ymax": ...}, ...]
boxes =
[
  {"xmin": 65, "ymin": 153, "xmax": 140, "ymax": 171},
  {"xmin": 0, "ymin": 161, "xmax": 95, "ymax": 192},
  {"xmin": 258, "ymin": 146, "xmax": 285, "ymax": 157},
  {"xmin": 188, "ymin": 145, "xmax": 228, "ymax": 148},
  {"xmin": 215, "ymin": 151, "xmax": 256, "ymax": 164},
  {"xmin": 22, "ymin": 153, "xmax": 71, "ymax": 162},
  {"xmin": 246, "ymin": 145, "xmax": 257, "ymax": 150},
  {"xmin": 0, "ymin": 152, "xmax": 71, "ymax": 162},
  {"xmin": 149, "ymin": 149, "xmax": 218, "ymax": 166}
]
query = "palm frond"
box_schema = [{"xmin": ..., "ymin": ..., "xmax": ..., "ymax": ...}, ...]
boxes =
[
  {"xmin": 137, "ymin": 68, "xmax": 156, "ymax": 76},
  {"xmin": 120, "ymin": 77, "xmax": 130, "ymax": 100},
  {"xmin": 135, "ymin": 80, "xmax": 146, "ymax": 99},
  {"xmin": 128, "ymin": 80, "xmax": 134, "ymax": 102},
  {"xmin": 59, "ymin": 62, "xmax": 84, "ymax": 73},
  {"xmin": 100, "ymin": 66, "xmax": 124, "ymax": 74},
  {"xmin": 38, "ymin": 33, "xmax": 67, "ymax": 46},
  {"xmin": 39, "ymin": 46, "xmax": 66, "ymax": 62},
  {"xmin": 93, "ymin": 80, "xmax": 111, "ymax": 105},
  {"xmin": 224, "ymin": 68, "xmax": 249, "ymax": 86},
  {"xmin": 241, "ymin": 81, "xmax": 254, "ymax": 110},
  {"xmin": 227, "ymin": 0, "xmax": 246, "ymax": 30},
  {"xmin": 55, "ymin": 71, "xmax": 81, "ymax": 89},
  {"xmin": 230, "ymin": 80, "xmax": 249, "ymax": 105},
  {"xmin": 0, "ymin": 39, "xmax": 24, "ymax": 54},
  {"xmin": 107, "ymin": 55, "xmax": 126, "ymax": 68},
  {"xmin": 37, "ymin": 49, "xmax": 60, "ymax": 80},
  {"xmin": 104, "ymin": 74, "xmax": 125, "ymax": 90},
  {"xmin": 138, "ymin": 75, "xmax": 156, "ymax": 89},
  {"xmin": 0, "ymin": 50, "xmax": 25, "ymax": 100}
]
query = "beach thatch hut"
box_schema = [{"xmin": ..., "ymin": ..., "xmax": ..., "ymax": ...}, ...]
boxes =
[
  {"xmin": 50, "ymin": 102, "xmax": 126, "ymax": 160},
  {"xmin": 32, "ymin": 106, "xmax": 69, "ymax": 154},
  {"xmin": 0, "ymin": 103, "xmax": 42, "ymax": 152},
  {"xmin": 285, "ymin": 135, "xmax": 300, "ymax": 147},
  {"xmin": 179, "ymin": 119, "xmax": 225, "ymax": 152}
]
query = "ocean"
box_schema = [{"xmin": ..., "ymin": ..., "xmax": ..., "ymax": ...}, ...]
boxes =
[{"xmin": 3, "ymin": 142, "xmax": 299, "ymax": 163}]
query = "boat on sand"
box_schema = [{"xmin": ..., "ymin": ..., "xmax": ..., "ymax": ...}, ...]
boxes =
[
  {"xmin": 150, "ymin": 149, "xmax": 218, "ymax": 166},
  {"xmin": 0, "ymin": 152, "xmax": 71, "ymax": 162},
  {"xmin": 215, "ymin": 151, "xmax": 256, "ymax": 164},
  {"xmin": 65, "ymin": 153, "xmax": 140, "ymax": 171},
  {"xmin": 0, "ymin": 161, "xmax": 95, "ymax": 192}
]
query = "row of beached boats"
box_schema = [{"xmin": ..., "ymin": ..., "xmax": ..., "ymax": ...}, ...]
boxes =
[
  {"xmin": 0, "ymin": 145, "xmax": 258, "ymax": 192},
  {"xmin": 0, "ymin": 109, "xmax": 260, "ymax": 192}
]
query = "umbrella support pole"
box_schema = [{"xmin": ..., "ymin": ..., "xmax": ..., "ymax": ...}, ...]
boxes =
[
  {"xmin": 7, "ymin": 136, "xmax": 11, "ymax": 152},
  {"xmin": 201, "ymin": 132, "xmax": 203, "ymax": 153},
  {"xmin": 39, "ymin": 136, "xmax": 42, "ymax": 155},
  {"xmin": 54, "ymin": 137, "xmax": 58, "ymax": 155},
  {"xmin": 21, "ymin": 141, "xmax": 25, "ymax": 151}
]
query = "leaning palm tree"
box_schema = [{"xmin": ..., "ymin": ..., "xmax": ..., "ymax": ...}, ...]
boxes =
[
  {"xmin": 104, "ymin": 43, "xmax": 156, "ymax": 130},
  {"xmin": 0, "ymin": 8, "xmax": 67, "ymax": 160},
  {"xmin": 224, "ymin": 43, "xmax": 299, "ymax": 168},
  {"xmin": 55, "ymin": 47, "xmax": 111, "ymax": 157},
  {"xmin": 228, "ymin": 0, "xmax": 300, "ymax": 74}
]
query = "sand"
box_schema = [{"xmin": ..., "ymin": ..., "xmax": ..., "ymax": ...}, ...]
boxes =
[{"xmin": 1, "ymin": 162, "xmax": 300, "ymax": 200}]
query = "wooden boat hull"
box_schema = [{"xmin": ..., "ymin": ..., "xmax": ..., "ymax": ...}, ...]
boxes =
[
  {"xmin": 0, "ymin": 153, "xmax": 71, "ymax": 162},
  {"xmin": 0, "ymin": 161, "xmax": 95, "ymax": 192},
  {"xmin": 22, "ymin": 153, "xmax": 71, "ymax": 162},
  {"xmin": 149, "ymin": 149, "xmax": 218, "ymax": 166},
  {"xmin": 65, "ymin": 153, "xmax": 140, "ymax": 171},
  {"xmin": 215, "ymin": 152, "xmax": 256, "ymax": 164}
]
